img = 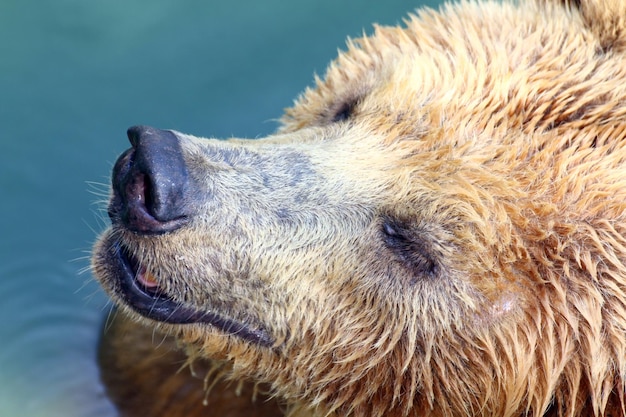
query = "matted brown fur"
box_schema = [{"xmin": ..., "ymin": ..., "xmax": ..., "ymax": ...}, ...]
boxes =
[{"xmin": 93, "ymin": 0, "xmax": 626, "ymax": 416}]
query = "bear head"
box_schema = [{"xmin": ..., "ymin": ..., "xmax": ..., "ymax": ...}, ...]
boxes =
[{"xmin": 93, "ymin": 0, "xmax": 626, "ymax": 415}]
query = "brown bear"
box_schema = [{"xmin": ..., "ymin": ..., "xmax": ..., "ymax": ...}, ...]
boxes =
[{"xmin": 92, "ymin": 0, "xmax": 626, "ymax": 416}]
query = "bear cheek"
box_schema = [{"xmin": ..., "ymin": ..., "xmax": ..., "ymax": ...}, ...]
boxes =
[{"xmin": 375, "ymin": 217, "xmax": 524, "ymax": 328}]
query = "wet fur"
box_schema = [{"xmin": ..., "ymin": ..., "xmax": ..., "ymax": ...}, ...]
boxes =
[{"xmin": 95, "ymin": 0, "xmax": 626, "ymax": 416}]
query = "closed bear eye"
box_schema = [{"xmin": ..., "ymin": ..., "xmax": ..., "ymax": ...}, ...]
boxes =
[
  {"xmin": 330, "ymin": 97, "xmax": 359, "ymax": 123},
  {"xmin": 381, "ymin": 216, "xmax": 439, "ymax": 280},
  {"xmin": 331, "ymin": 100, "xmax": 357, "ymax": 123}
]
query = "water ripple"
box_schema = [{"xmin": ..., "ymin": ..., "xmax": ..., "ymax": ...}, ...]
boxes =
[{"xmin": 0, "ymin": 253, "xmax": 116, "ymax": 417}]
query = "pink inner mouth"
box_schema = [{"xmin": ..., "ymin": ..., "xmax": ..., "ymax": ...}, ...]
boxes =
[{"xmin": 136, "ymin": 264, "xmax": 160, "ymax": 289}]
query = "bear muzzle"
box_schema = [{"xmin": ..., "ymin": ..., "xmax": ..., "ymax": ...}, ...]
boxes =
[{"xmin": 98, "ymin": 125, "xmax": 276, "ymax": 346}]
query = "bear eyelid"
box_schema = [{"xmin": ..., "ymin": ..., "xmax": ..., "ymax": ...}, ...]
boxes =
[
  {"xmin": 330, "ymin": 97, "xmax": 360, "ymax": 123},
  {"xmin": 382, "ymin": 221, "xmax": 399, "ymax": 237},
  {"xmin": 381, "ymin": 216, "xmax": 439, "ymax": 279}
]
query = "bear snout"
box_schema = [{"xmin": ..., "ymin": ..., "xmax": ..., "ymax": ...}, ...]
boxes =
[{"xmin": 107, "ymin": 125, "xmax": 191, "ymax": 234}]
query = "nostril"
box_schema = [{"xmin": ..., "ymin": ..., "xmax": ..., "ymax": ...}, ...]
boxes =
[
  {"xmin": 127, "ymin": 172, "xmax": 163, "ymax": 223},
  {"xmin": 110, "ymin": 125, "xmax": 191, "ymax": 235},
  {"xmin": 125, "ymin": 172, "xmax": 149, "ymax": 214}
]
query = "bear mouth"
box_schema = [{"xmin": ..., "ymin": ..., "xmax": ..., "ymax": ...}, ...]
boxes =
[{"xmin": 103, "ymin": 238, "xmax": 274, "ymax": 347}]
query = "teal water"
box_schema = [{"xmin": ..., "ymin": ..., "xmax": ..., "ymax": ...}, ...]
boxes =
[{"xmin": 0, "ymin": 1, "xmax": 437, "ymax": 416}]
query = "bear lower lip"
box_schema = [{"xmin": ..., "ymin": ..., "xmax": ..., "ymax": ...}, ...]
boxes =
[{"xmin": 101, "ymin": 237, "xmax": 274, "ymax": 347}]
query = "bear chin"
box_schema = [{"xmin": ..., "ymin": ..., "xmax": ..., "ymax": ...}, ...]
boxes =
[{"xmin": 98, "ymin": 234, "xmax": 274, "ymax": 347}]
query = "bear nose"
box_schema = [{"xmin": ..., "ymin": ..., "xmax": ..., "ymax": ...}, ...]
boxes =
[{"xmin": 108, "ymin": 125, "xmax": 190, "ymax": 234}]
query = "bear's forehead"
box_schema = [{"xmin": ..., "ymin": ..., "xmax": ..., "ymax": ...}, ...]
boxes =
[{"xmin": 282, "ymin": 1, "xmax": 621, "ymax": 136}]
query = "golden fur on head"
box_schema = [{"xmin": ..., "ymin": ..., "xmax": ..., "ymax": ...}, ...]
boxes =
[{"xmin": 93, "ymin": 0, "xmax": 626, "ymax": 416}]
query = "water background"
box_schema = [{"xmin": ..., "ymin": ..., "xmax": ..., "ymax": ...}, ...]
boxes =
[{"xmin": 0, "ymin": 1, "xmax": 438, "ymax": 415}]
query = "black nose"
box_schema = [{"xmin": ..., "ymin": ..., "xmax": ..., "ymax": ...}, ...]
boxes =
[{"xmin": 108, "ymin": 125, "xmax": 190, "ymax": 234}]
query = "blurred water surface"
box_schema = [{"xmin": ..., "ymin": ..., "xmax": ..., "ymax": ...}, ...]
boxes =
[{"xmin": 0, "ymin": 0, "xmax": 438, "ymax": 415}]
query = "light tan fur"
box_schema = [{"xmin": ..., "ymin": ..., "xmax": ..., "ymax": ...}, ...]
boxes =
[{"xmin": 93, "ymin": 0, "xmax": 626, "ymax": 416}]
